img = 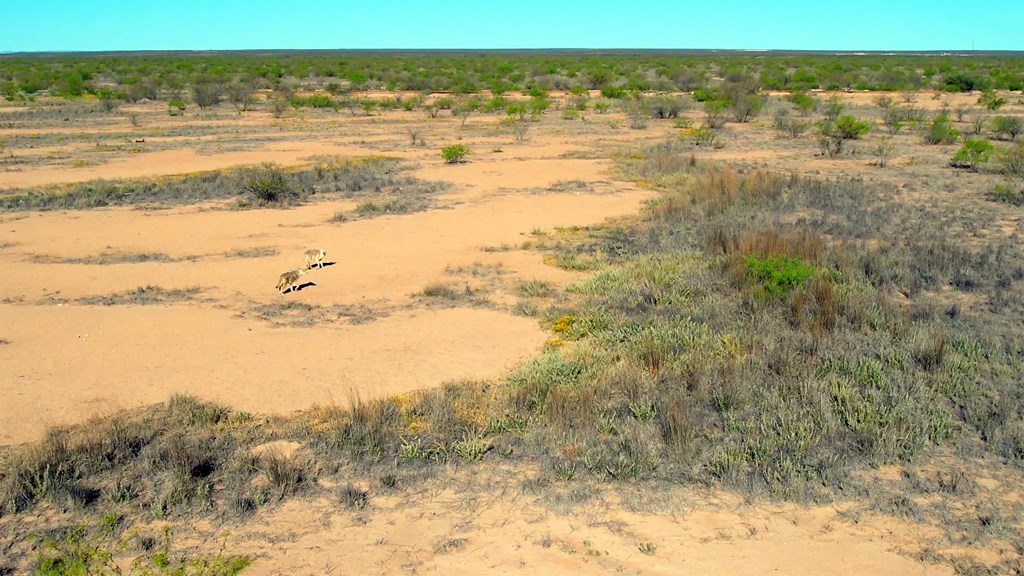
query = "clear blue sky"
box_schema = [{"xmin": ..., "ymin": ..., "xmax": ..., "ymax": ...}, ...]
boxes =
[{"xmin": 2, "ymin": 0, "xmax": 1022, "ymax": 52}]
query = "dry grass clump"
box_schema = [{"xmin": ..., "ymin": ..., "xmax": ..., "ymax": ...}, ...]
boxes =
[{"xmin": 416, "ymin": 282, "xmax": 490, "ymax": 308}]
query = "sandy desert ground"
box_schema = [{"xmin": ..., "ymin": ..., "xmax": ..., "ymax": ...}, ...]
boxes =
[{"xmin": 1, "ymin": 90, "xmax": 1022, "ymax": 574}]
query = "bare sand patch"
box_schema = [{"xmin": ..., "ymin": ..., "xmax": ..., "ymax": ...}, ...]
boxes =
[
  {"xmin": 0, "ymin": 304, "xmax": 544, "ymax": 445},
  {"xmin": 168, "ymin": 473, "xmax": 951, "ymax": 576}
]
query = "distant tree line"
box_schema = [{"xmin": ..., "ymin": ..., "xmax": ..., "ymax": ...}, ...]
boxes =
[{"xmin": 1, "ymin": 52, "xmax": 1021, "ymax": 104}]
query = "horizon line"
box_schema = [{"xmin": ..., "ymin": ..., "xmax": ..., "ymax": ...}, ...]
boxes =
[{"xmin": 3, "ymin": 48, "xmax": 1024, "ymax": 57}]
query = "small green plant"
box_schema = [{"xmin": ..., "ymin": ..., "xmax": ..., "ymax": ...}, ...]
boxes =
[
  {"xmin": 991, "ymin": 183, "xmax": 1024, "ymax": 206},
  {"xmin": 441, "ymin": 144, "xmax": 469, "ymax": 164},
  {"xmin": 453, "ymin": 434, "xmax": 491, "ymax": 461},
  {"xmin": 518, "ymin": 279, "xmax": 555, "ymax": 298},
  {"xmin": 745, "ymin": 254, "xmax": 814, "ymax": 298},
  {"xmin": 638, "ymin": 542, "xmax": 658, "ymax": 556},
  {"xmin": 872, "ymin": 136, "xmax": 896, "ymax": 167},
  {"xmin": 951, "ymin": 138, "xmax": 995, "ymax": 171}
]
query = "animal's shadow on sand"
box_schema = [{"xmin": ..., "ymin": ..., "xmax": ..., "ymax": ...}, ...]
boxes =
[
  {"xmin": 312, "ymin": 261, "xmax": 337, "ymax": 269},
  {"xmin": 292, "ymin": 281, "xmax": 317, "ymax": 292}
]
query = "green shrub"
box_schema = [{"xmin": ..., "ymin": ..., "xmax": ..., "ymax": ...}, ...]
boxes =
[
  {"xmin": 816, "ymin": 117, "xmax": 868, "ymax": 157},
  {"xmin": 600, "ymin": 85, "xmax": 626, "ymax": 99},
  {"xmin": 649, "ymin": 95, "xmax": 687, "ymax": 119},
  {"xmin": 823, "ymin": 95, "xmax": 844, "ymax": 120},
  {"xmin": 289, "ymin": 93, "xmax": 338, "ymax": 109},
  {"xmin": 506, "ymin": 101, "xmax": 529, "ymax": 120},
  {"xmin": 192, "ymin": 83, "xmax": 221, "ymax": 109},
  {"xmin": 729, "ymin": 93, "xmax": 763, "ymax": 122},
  {"xmin": 951, "ymin": 138, "xmax": 995, "ymax": 171},
  {"xmin": 482, "ymin": 95, "xmax": 507, "ymax": 112},
  {"xmin": 924, "ymin": 113, "xmax": 960, "ymax": 145},
  {"xmin": 977, "ymin": 90, "xmax": 1006, "ymax": 111},
  {"xmin": 441, "ymin": 144, "xmax": 470, "ymax": 164},
  {"xmin": 834, "ymin": 115, "xmax": 871, "ymax": 139},
  {"xmin": 703, "ymin": 99, "xmax": 730, "ymax": 128},
  {"xmin": 240, "ymin": 163, "xmax": 297, "ymax": 205},
  {"xmin": 1000, "ymin": 143, "xmax": 1024, "ymax": 178},
  {"xmin": 787, "ymin": 90, "xmax": 818, "ymax": 115},
  {"xmin": 991, "ymin": 116, "xmax": 1022, "ymax": 141},
  {"xmin": 745, "ymin": 254, "xmax": 814, "ymax": 298},
  {"xmin": 167, "ymin": 98, "xmax": 186, "ymax": 116},
  {"xmin": 96, "ymin": 87, "xmax": 119, "ymax": 112},
  {"xmin": 943, "ymin": 72, "xmax": 980, "ymax": 92}
]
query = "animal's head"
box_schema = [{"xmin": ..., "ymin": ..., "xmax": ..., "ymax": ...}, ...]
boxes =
[{"xmin": 298, "ymin": 268, "xmax": 308, "ymax": 276}]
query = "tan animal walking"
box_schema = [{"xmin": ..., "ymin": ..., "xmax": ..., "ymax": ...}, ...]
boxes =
[
  {"xmin": 276, "ymin": 269, "xmax": 307, "ymax": 294},
  {"xmin": 304, "ymin": 248, "xmax": 327, "ymax": 269}
]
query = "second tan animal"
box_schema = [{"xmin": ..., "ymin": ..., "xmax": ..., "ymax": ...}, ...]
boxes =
[{"xmin": 304, "ymin": 248, "xmax": 327, "ymax": 269}]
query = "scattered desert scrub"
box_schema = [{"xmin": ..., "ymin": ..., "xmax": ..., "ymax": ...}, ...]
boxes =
[
  {"xmin": 224, "ymin": 246, "xmax": 278, "ymax": 259},
  {"xmin": 354, "ymin": 196, "xmax": 430, "ymax": 217},
  {"xmin": 445, "ymin": 261, "xmax": 507, "ymax": 278},
  {"xmin": 3, "ymin": 53, "xmax": 1024, "ymax": 101},
  {"xmin": 549, "ymin": 180, "xmax": 592, "ymax": 193},
  {"xmin": 0, "ymin": 157, "xmax": 446, "ymax": 211},
  {"xmin": 248, "ymin": 300, "xmax": 385, "ymax": 327},
  {"xmin": 73, "ymin": 286, "xmax": 202, "ymax": 306},
  {"xmin": 54, "ymin": 251, "xmax": 175, "ymax": 265},
  {"xmin": 416, "ymin": 282, "xmax": 488, "ymax": 307}
]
